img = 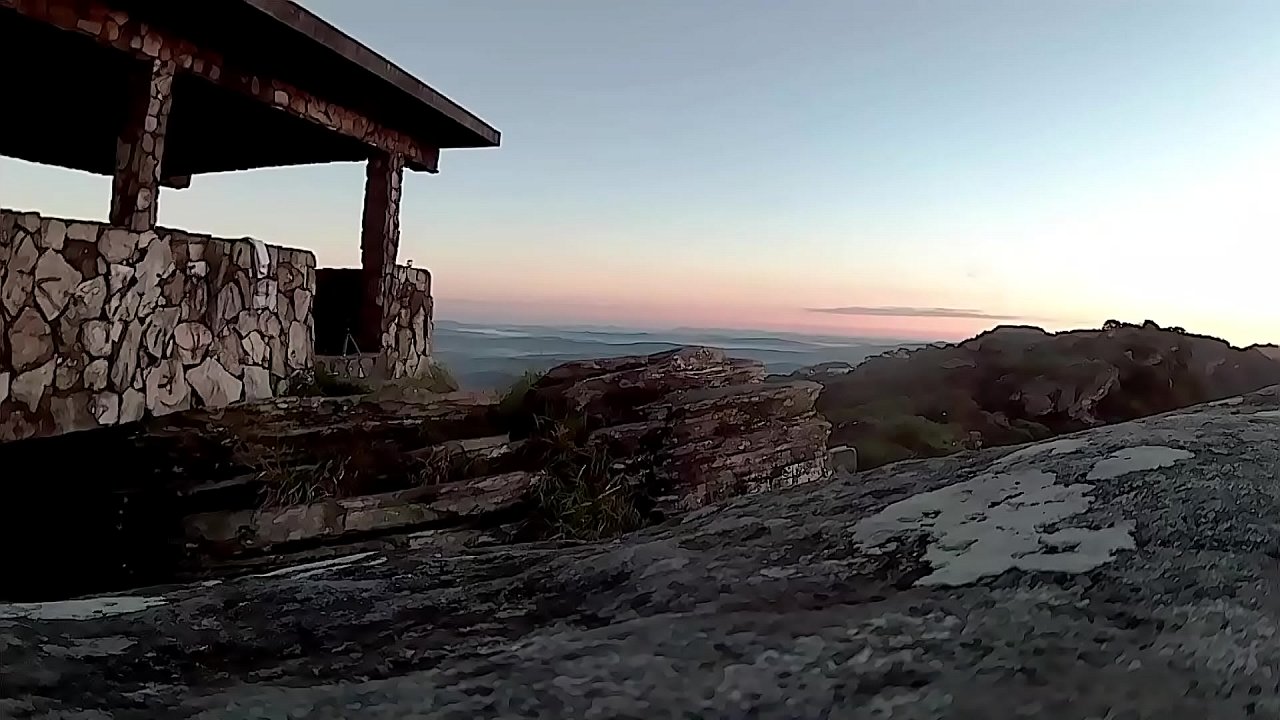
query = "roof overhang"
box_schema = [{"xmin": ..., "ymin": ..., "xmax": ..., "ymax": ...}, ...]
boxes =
[{"xmin": 0, "ymin": 0, "xmax": 499, "ymax": 180}]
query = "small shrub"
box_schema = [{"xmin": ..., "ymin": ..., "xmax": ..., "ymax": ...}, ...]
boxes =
[
  {"xmin": 231, "ymin": 439, "xmax": 353, "ymax": 508},
  {"xmin": 252, "ymin": 450, "xmax": 351, "ymax": 508},
  {"xmin": 497, "ymin": 370, "xmax": 544, "ymax": 423},
  {"xmin": 410, "ymin": 444, "xmax": 488, "ymax": 487},
  {"xmin": 412, "ymin": 445, "xmax": 456, "ymax": 486},
  {"xmin": 520, "ymin": 415, "xmax": 644, "ymax": 542}
]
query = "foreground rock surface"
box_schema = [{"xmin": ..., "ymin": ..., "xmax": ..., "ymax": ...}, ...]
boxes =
[
  {"xmin": 0, "ymin": 346, "xmax": 831, "ymax": 600},
  {"xmin": 4, "ymin": 387, "xmax": 1279, "ymax": 718}
]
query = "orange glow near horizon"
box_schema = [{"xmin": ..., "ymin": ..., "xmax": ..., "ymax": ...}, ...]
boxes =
[{"xmin": 432, "ymin": 290, "xmax": 1075, "ymax": 343}]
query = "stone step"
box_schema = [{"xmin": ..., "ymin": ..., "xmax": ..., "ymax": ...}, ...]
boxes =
[
  {"xmin": 176, "ymin": 434, "xmax": 526, "ymax": 515},
  {"xmin": 183, "ymin": 470, "xmax": 538, "ymax": 558}
]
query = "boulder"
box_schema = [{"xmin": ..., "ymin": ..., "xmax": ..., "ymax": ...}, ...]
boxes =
[
  {"xmin": 592, "ymin": 380, "xmax": 831, "ymax": 513},
  {"xmin": 3, "ymin": 387, "xmax": 1279, "ymax": 717},
  {"xmin": 527, "ymin": 346, "xmax": 765, "ymax": 425}
]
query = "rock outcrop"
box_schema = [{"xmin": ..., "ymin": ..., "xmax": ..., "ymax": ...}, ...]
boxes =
[
  {"xmin": 795, "ymin": 322, "xmax": 1280, "ymax": 471},
  {"xmin": 0, "ymin": 346, "xmax": 831, "ymax": 601},
  {"xmin": 3, "ymin": 387, "xmax": 1279, "ymax": 717},
  {"xmin": 530, "ymin": 347, "xmax": 830, "ymax": 514}
]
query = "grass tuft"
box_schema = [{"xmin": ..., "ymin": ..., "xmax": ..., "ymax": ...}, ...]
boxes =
[
  {"xmin": 251, "ymin": 451, "xmax": 351, "ymax": 509},
  {"xmin": 497, "ymin": 370, "xmax": 545, "ymax": 422},
  {"xmin": 520, "ymin": 415, "xmax": 644, "ymax": 542}
]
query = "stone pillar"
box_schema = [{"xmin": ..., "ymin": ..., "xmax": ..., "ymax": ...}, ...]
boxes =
[
  {"xmin": 358, "ymin": 152, "xmax": 405, "ymax": 353},
  {"xmin": 109, "ymin": 59, "xmax": 176, "ymax": 232}
]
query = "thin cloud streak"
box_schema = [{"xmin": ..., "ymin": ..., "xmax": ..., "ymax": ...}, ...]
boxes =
[{"xmin": 807, "ymin": 306, "xmax": 1027, "ymax": 321}]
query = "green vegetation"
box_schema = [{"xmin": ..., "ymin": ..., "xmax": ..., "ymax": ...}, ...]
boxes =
[
  {"xmin": 228, "ymin": 360, "xmax": 649, "ymax": 539},
  {"xmin": 410, "ymin": 443, "xmax": 491, "ymax": 487},
  {"xmin": 828, "ymin": 402, "xmax": 971, "ymax": 469},
  {"xmin": 237, "ymin": 434, "xmax": 482, "ymax": 510},
  {"xmin": 250, "ymin": 448, "xmax": 352, "ymax": 509},
  {"xmin": 518, "ymin": 415, "xmax": 644, "ymax": 542},
  {"xmin": 497, "ymin": 370, "xmax": 544, "ymax": 421}
]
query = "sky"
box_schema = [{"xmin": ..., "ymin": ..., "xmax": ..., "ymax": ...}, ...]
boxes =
[{"xmin": 3, "ymin": 0, "xmax": 1279, "ymax": 344}]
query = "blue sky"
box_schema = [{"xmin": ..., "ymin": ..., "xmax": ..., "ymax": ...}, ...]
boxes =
[{"xmin": 3, "ymin": 0, "xmax": 1279, "ymax": 343}]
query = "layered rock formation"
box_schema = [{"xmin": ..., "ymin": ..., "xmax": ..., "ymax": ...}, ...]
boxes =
[
  {"xmin": 4, "ymin": 387, "xmax": 1278, "ymax": 717},
  {"xmin": 0, "ymin": 346, "xmax": 831, "ymax": 601},
  {"xmin": 795, "ymin": 322, "xmax": 1280, "ymax": 471},
  {"xmin": 528, "ymin": 348, "xmax": 830, "ymax": 513}
]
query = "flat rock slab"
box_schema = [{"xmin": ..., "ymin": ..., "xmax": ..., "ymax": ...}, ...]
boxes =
[
  {"xmin": 4, "ymin": 387, "xmax": 1280, "ymax": 718},
  {"xmin": 185, "ymin": 471, "xmax": 538, "ymax": 556}
]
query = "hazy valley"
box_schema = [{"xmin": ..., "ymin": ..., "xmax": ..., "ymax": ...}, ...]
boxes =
[{"xmin": 432, "ymin": 319, "xmax": 922, "ymax": 390}]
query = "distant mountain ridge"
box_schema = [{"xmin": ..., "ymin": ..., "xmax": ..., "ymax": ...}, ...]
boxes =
[{"xmin": 787, "ymin": 320, "xmax": 1280, "ymax": 471}]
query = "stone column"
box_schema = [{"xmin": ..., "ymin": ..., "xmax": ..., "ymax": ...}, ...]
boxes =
[
  {"xmin": 109, "ymin": 59, "xmax": 176, "ymax": 232},
  {"xmin": 358, "ymin": 152, "xmax": 405, "ymax": 353}
]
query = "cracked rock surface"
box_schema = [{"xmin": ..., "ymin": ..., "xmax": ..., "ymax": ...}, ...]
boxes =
[{"xmin": 2, "ymin": 386, "xmax": 1279, "ymax": 718}]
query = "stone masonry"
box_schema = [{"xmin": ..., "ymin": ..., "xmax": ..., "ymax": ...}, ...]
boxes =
[
  {"xmin": 109, "ymin": 58, "xmax": 175, "ymax": 231},
  {"xmin": 359, "ymin": 152, "xmax": 405, "ymax": 353},
  {"xmin": 1, "ymin": 1, "xmax": 478, "ymax": 439},
  {"xmin": 0, "ymin": 0, "xmax": 442, "ymax": 172},
  {"xmin": 383, "ymin": 264, "xmax": 433, "ymax": 380},
  {"xmin": 0, "ymin": 208, "xmax": 315, "ymax": 442},
  {"xmin": 314, "ymin": 264, "xmax": 434, "ymax": 385}
]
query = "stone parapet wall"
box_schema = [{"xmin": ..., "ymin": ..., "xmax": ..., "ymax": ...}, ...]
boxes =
[
  {"xmin": 313, "ymin": 264, "xmax": 433, "ymax": 383},
  {"xmin": 382, "ymin": 265, "xmax": 433, "ymax": 380},
  {"xmin": 0, "ymin": 208, "xmax": 315, "ymax": 442}
]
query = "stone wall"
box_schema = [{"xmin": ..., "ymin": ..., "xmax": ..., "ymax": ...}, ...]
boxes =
[
  {"xmin": 382, "ymin": 265, "xmax": 433, "ymax": 380},
  {"xmin": 0, "ymin": 208, "xmax": 315, "ymax": 442},
  {"xmin": 314, "ymin": 264, "xmax": 433, "ymax": 384}
]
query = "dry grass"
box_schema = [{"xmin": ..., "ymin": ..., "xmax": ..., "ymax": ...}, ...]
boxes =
[
  {"xmin": 412, "ymin": 443, "xmax": 482, "ymax": 486},
  {"xmin": 232, "ymin": 441, "xmax": 352, "ymax": 509},
  {"xmin": 521, "ymin": 415, "xmax": 644, "ymax": 542},
  {"xmin": 257, "ymin": 457, "xmax": 351, "ymax": 508}
]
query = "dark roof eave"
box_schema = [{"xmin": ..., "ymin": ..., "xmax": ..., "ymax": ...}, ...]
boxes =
[{"xmin": 237, "ymin": 0, "xmax": 501, "ymax": 149}]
